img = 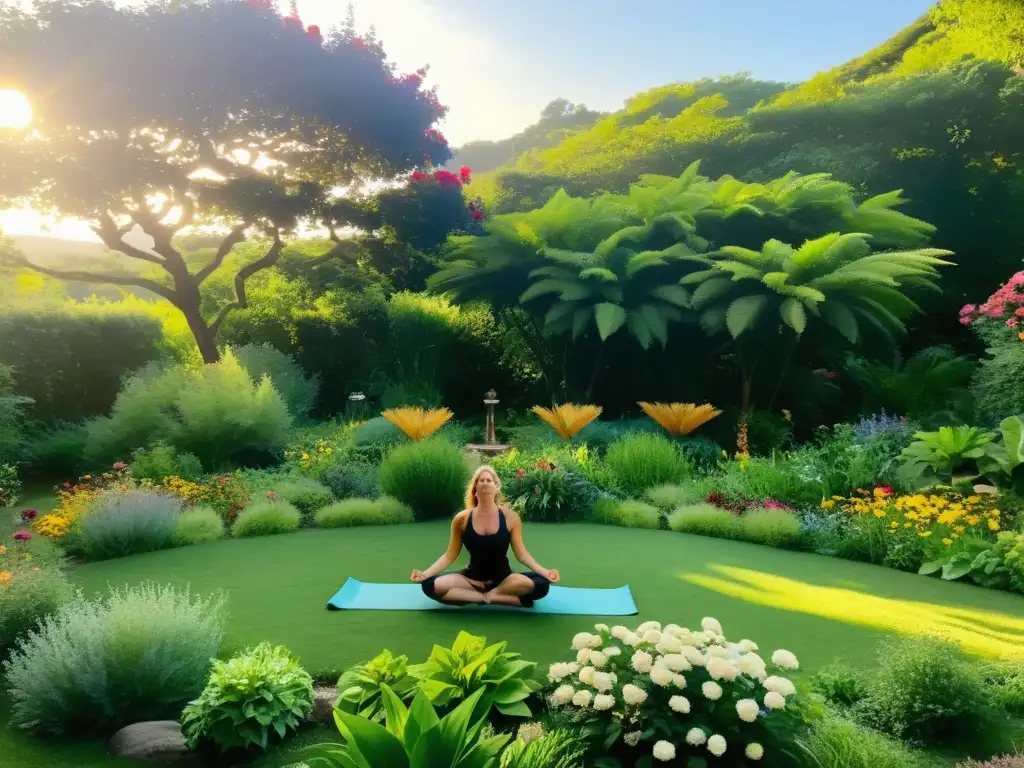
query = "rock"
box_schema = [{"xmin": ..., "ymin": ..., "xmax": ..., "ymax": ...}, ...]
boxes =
[
  {"xmin": 108, "ymin": 721, "xmax": 192, "ymax": 762},
  {"xmin": 309, "ymin": 685, "xmax": 339, "ymax": 723}
]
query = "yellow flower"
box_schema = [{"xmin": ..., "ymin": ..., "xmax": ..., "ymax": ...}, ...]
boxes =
[
  {"xmin": 918, "ymin": 531, "xmax": 933, "ymax": 537},
  {"xmin": 873, "ymin": 509, "xmax": 887, "ymax": 518},
  {"xmin": 0, "ymin": 570, "xmax": 12, "ymax": 585},
  {"xmin": 819, "ymin": 500, "xmax": 836, "ymax": 511},
  {"xmin": 954, "ymin": 525, "xmax": 965, "ymax": 534},
  {"xmin": 301, "ymin": 452, "xmax": 310, "ymax": 461},
  {"xmin": 0, "ymin": 545, "xmax": 6, "ymax": 555},
  {"xmin": 942, "ymin": 538, "xmax": 953, "ymax": 546},
  {"xmin": 988, "ymin": 519, "xmax": 1000, "ymax": 531},
  {"xmin": 904, "ymin": 522, "xmax": 912, "ymax": 528},
  {"xmin": 966, "ymin": 515, "xmax": 981, "ymax": 526},
  {"xmin": 889, "ymin": 521, "xmax": 899, "ymax": 529},
  {"xmin": 781, "ymin": 409, "xmax": 792, "ymax": 422}
]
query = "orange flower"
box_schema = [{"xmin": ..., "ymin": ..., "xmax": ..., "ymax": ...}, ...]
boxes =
[
  {"xmin": 0, "ymin": 570, "xmax": 12, "ymax": 585},
  {"xmin": 0, "ymin": 545, "xmax": 6, "ymax": 555}
]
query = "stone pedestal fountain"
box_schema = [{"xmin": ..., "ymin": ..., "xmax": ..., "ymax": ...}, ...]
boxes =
[{"xmin": 466, "ymin": 389, "xmax": 511, "ymax": 458}]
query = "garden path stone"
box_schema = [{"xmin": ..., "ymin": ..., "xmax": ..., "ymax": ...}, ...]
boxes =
[
  {"xmin": 309, "ymin": 685, "xmax": 339, "ymax": 723},
  {"xmin": 107, "ymin": 721, "xmax": 193, "ymax": 762}
]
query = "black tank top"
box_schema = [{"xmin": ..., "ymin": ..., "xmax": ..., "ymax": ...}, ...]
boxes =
[{"xmin": 463, "ymin": 509, "xmax": 511, "ymax": 581}]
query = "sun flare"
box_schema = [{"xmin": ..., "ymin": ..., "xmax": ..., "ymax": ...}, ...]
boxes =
[{"xmin": 0, "ymin": 89, "xmax": 32, "ymax": 129}]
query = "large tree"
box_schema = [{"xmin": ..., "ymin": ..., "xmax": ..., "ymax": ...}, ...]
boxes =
[{"xmin": 0, "ymin": 0, "xmax": 451, "ymax": 362}]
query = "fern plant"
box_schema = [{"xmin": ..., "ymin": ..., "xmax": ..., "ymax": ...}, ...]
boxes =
[
  {"xmin": 638, "ymin": 401, "xmax": 721, "ymax": 436},
  {"xmin": 381, "ymin": 407, "xmax": 454, "ymax": 440},
  {"xmin": 532, "ymin": 404, "xmax": 602, "ymax": 440}
]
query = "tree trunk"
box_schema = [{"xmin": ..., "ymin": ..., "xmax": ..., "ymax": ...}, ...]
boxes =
[{"xmin": 181, "ymin": 306, "xmax": 220, "ymax": 364}]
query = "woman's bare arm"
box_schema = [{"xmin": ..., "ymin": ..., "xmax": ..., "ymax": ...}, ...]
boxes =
[
  {"xmin": 417, "ymin": 512, "xmax": 467, "ymax": 578},
  {"xmin": 507, "ymin": 510, "xmax": 558, "ymax": 581}
]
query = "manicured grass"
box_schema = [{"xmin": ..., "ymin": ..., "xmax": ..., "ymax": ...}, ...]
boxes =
[{"xmin": 3, "ymin": 523, "xmax": 1023, "ymax": 766}]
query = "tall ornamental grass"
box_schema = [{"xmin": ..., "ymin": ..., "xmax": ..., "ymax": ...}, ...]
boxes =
[
  {"xmin": 605, "ymin": 432, "xmax": 691, "ymax": 495},
  {"xmin": 379, "ymin": 438, "xmax": 469, "ymax": 520}
]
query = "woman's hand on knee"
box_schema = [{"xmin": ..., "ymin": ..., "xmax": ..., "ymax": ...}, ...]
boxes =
[
  {"xmin": 410, "ymin": 569, "xmax": 427, "ymax": 583},
  {"xmin": 543, "ymin": 568, "xmax": 560, "ymax": 583}
]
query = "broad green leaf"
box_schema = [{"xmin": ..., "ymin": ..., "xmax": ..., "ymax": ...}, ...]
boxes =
[
  {"xmin": 579, "ymin": 267, "xmax": 619, "ymax": 282},
  {"xmin": 638, "ymin": 303, "xmax": 670, "ymax": 346},
  {"xmin": 492, "ymin": 678, "xmax": 532, "ymax": 705},
  {"xmin": 700, "ymin": 306, "xmax": 727, "ymax": 335},
  {"xmin": 434, "ymin": 689, "xmax": 486, "ymax": 767},
  {"xmin": 494, "ymin": 699, "xmax": 532, "ymax": 717},
  {"xmin": 689, "ymin": 276, "xmax": 735, "ymax": 309},
  {"xmin": 624, "ymin": 251, "xmax": 665, "ymax": 277},
  {"xmin": 650, "ymin": 284, "xmax": 690, "ymax": 307},
  {"xmin": 942, "ymin": 560, "xmax": 973, "ymax": 581},
  {"xmin": 627, "ymin": 312, "xmax": 653, "ymax": 349},
  {"xmin": 519, "ymin": 279, "xmax": 592, "ymax": 303},
  {"xmin": 572, "ymin": 306, "xmax": 592, "ymax": 339},
  {"xmin": 679, "ymin": 268, "xmax": 719, "ymax": 286},
  {"xmin": 714, "ymin": 260, "xmax": 763, "ymax": 280},
  {"xmin": 779, "ymin": 297, "xmax": 807, "ymax": 334},
  {"xmin": 726, "ymin": 294, "xmax": 768, "ymax": 338},
  {"xmin": 333, "ymin": 708, "xmax": 409, "ymax": 768},
  {"xmin": 380, "ymin": 684, "xmax": 409, "ymax": 742},
  {"xmin": 403, "ymin": 692, "xmax": 439, "ymax": 752},
  {"xmin": 594, "ymin": 302, "xmax": 627, "ymax": 340},
  {"xmin": 918, "ymin": 561, "xmax": 942, "ymax": 576},
  {"xmin": 820, "ymin": 301, "xmax": 859, "ymax": 343},
  {"xmin": 544, "ymin": 301, "xmax": 578, "ymax": 326},
  {"xmin": 999, "ymin": 415, "xmax": 1024, "ymax": 466}
]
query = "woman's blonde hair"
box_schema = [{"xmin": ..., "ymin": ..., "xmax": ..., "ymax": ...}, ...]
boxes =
[{"xmin": 465, "ymin": 465, "xmax": 503, "ymax": 510}]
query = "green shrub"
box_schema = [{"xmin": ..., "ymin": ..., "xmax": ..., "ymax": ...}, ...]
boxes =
[
  {"xmin": 676, "ymin": 435, "xmax": 724, "ymax": 473},
  {"xmin": 957, "ymin": 754, "xmax": 1024, "ymax": 768},
  {"xmin": 129, "ymin": 442, "xmax": 204, "ymax": 483},
  {"xmin": 379, "ymin": 438, "xmax": 469, "ymax": 520},
  {"xmin": 352, "ymin": 416, "xmax": 407, "ymax": 457},
  {"xmin": 0, "ymin": 461, "xmax": 21, "ymax": 508},
  {"xmin": 321, "ymin": 461, "xmax": 379, "ymax": 500},
  {"xmin": 500, "ymin": 725, "xmax": 587, "ymax": 768},
  {"xmin": 315, "ymin": 496, "xmax": 414, "ymax": 528},
  {"xmin": 592, "ymin": 498, "xmax": 661, "ymax": 529},
  {"xmin": 718, "ymin": 455, "xmax": 822, "ymax": 507},
  {"xmin": 739, "ymin": 508, "xmax": 804, "ymax": 548},
  {"xmin": 986, "ymin": 662, "xmax": 1024, "ymax": 717},
  {"xmin": 973, "ymin": 338, "xmax": 1024, "ymax": 422},
  {"xmin": 810, "ymin": 664, "xmax": 869, "ymax": 707},
  {"xmin": 232, "ymin": 343, "xmax": 320, "ymax": 420},
  {"xmin": 667, "ymin": 503, "xmax": 741, "ymax": 538},
  {"xmin": 79, "ymin": 489, "xmax": 182, "ymax": 561},
  {"xmin": 27, "ymin": 423, "xmax": 90, "ymax": 478},
  {"xmin": 3, "ymin": 583, "xmax": 225, "ymax": 736},
  {"xmin": 506, "ymin": 464, "xmax": 597, "ymax": 523},
  {"xmin": 86, "ymin": 351, "xmax": 292, "ymax": 470},
  {"xmin": 233, "ymin": 500, "xmax": 301, "ymax": 537},
  {"xmin": 855, "ymin": 636, "xmax": 1001, "ymax": 748},
  {"xmin": 800, "ymin": 715, "xmax": 927, "ymax": 768},
  {"xmin": 605, "ymin": 432, "xmax": 691, "ymax": 495},
  {"xmin": 173, "ymin": 506, "xmax": 226, "ymax": 546},
  {"xmin": 0, "ymin": 362, "xmax": 30, "ymax": 465},
  {"xmin": 266, "ymin": 476, "xmax": 333, "ymax": 520},
  {"xmin": 0, "ymin": 567, "xmax": 74, "ymax": 659},
  {"xmin": 181, "ymin": 642, "xmax": 313, "ymax": 754},
  {"xmin": 645, "ymin": 480, "xmax": 715, "ymax": 509}
]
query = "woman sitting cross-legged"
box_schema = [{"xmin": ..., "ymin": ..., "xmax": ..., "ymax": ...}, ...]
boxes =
[{"xmin": 411, "ymin": 465, "xmax": 558, "ymax": 607}]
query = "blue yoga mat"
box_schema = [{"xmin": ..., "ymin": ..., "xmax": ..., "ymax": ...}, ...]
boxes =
[{"xmin": 327, "ymin": 578, "xmax": 638, "ymax": 616}]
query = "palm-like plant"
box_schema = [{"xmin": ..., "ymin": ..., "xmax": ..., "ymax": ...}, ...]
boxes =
[
  {"xmin": 638, "ymin": 402, "xmax": 721, "ymax": 436},
  {"xmin": 382, "ymin": 407, "xmax": 454, "ymax": 440},
  {"xmin": 532, "ymin": 404, "xmax": 602, "ymax": 440}
]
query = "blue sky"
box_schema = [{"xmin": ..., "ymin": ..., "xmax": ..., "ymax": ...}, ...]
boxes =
[{"xmin": 301, "ymin": 0, "xmax": 936, "ymax": 144}]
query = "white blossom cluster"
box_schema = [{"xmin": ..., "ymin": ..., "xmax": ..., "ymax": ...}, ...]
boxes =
[{"xmin": 546, "ymin": 617, "xmax": 800, "ymax": 763}]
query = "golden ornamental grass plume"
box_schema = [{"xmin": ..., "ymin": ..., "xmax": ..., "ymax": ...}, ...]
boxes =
[
  {"xmin": 639, "ymin": 402, "xmax": 721, "ymax": 436},
  {"xmin": 382, "ymin": 407, "xmax": 454, "ymax": 440},
  {"xmin": 532, "ymin": 404, "xmax": 602, "ymax": 441}
]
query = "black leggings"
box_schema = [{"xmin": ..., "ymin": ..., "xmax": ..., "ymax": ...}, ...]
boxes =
[{"xmin": 421, "ymin": 570, "xmax": 551, "ymax": 607}]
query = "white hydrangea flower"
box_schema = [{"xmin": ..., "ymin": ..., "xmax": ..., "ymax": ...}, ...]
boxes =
[
  {"xmin": 706, "ymin": 657, "xmax": 739, "ymax": 682},
  {"xmin": 763, "ymin": 675, "xmax": 796, "ymax": 697},
  {"xmin": 701, "ymin": 617, "xmax": 723, "ymax": 634},
  {"xmin": 590, "ymin": 650, "xmax": 608, "ymax": 668},
  {"xmin": 652, "ymin": 740, "xmax": 676, "ymax": 761},
  {"xmin": 686, "ymin": 728, "xmax": 707, "ymax": 746},
  {"xmin": 681, "ymin": 646, "xmax": 706, "ymax": 666},
  {"xmin": 577, "ymin": 648, "xmax": 592, "ymax": 665},
  {"xmin": 702, "ymin": 681, "xmax": 723, "ymax": 700},
  {"xmin": 637, "ymin": 620, "xmax": 662, "ymax": 634},
  {"xmin": 567, "ymin": 662, "xmax": 580, "ymax": 675},
  {"xmin": 661, "ymin": 653, "xmax": 690, "ymax": 672},
  {"xmin": 632, "ymin": 650, "xmax": 654, "ymax": 673},
  {"xmin": 739, "ymin": 653, "xmax": 767, "ymax": 680},
  {"xmin": 746, "ymin": 742, "xmax": 764, "ymax": 760},
  {"xmin": 705, "ymin": 645, "xmax": 730, "ymax": 660},
  {"xmin": 547, "ymin": 662, "xmax": 571, "ymax": 681},
  {"xmin": 736, "ymin": 698, "xmax": 759, "ymax": 723},
  {"xmin": 771, "ymin": 649, "xmax": 799, "ymax": 670},
  {"xmin": 642, "ymin": 629, "xmax": 663, "ymax": 645},
  {"xmin": 663, "ymin": 623, "xmax": 684, "ymax": 636},
  {"xmin": 604, "ymin": 646, "xmax": 622, "ymax": 657},
  {"xmin": 738, "ymin": 639, "xmax": 759, "ymax": 653},
  {"xmin": 573, "ymin": 632, "xmax": 600, "ymax": 650},
  {"xmin": 579, "ymin": 666, "xmax": 596, "ymax": 685},
  {"xmin": 624, "ymin": 731, "xmax": 642, "ymax": 747},
  {"xmin": 673, "ymin": 674, "xmax": 687, "ymax": 689},
  {"xmin": 572, "ymin": 689, "xmax": 593, "ymax": 707},
  {"xmin": 593, "ymin": 693, "xmax": 615, "ymax": 711},
  {"xmin": 623, "ymin": 632, "xmax": 640, "ymax": 647},
  {"xmin": 592, "ymin": 671, "xmax": 615, "ymax": 692},
  {"xmin": 650, "ymin": 665, "xmax": 674, "ymax": 687},
  {"xmin": 595, "ymin": 623, "xmax": 610, "ymax": 633},
  {"xmin": 655, "ymin": 635, "xmax": 683, "ymax": 655},
  {"xmin": 611, "ymin": 625, "xmax": 630, "ymax": 640},
  {"xmin": 764, "ymin": 691, "xmax": 786, "ymax": 710},
  {"xmin": 622, "ymin": 684, "xmax": 648, "ymax": 706},
  {"xmin": 669, "ymin": 695, "xmax": 690, "ymax": 714},
  {"xmin": 707, "ymin": 734, "xmax": 727, "ymax": 757},
  {"xmin": 551, "ymin": 684, "xmax": 575, "ymax": 706}
]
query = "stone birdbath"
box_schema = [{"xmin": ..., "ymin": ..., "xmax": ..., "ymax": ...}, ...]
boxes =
[{"xmin": 466, "ymin": 389, "xmax": 510, "ymax": 458}]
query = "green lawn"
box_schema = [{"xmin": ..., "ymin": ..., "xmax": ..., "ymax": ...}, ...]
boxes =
[{"xmin": 3, "ymin": 522, "xmax": 1023, "ymax": 766}]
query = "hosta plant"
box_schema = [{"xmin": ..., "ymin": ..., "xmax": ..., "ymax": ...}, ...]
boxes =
[
  {"xmin": 309, "ymin": 685, "xmax": 509, "ymax": 768},
  {"xmin": 181, "ymin": 642, "xmax": 314, "ymax": 754},
  {"xmin": 408, "ymin": 631, "xmax": 541, "ymax": 718},
  {"xmin": 336, "ymin": 650, "xmax": 418, "ymax": 722},
  {"xmin": 542, "ymin": 618, "xmax": 814, "ymax": 766},
  {"xmin": 978, "ymin": 415, "xmax": 1024, "ymax": 495},
  {"xmin": 532, "ymin": 404, "xmax": 602, "ymax": 441},
  {"xmin": 899, "ymin": 426, "xmax": 998, "ymax": 484},
  {"xmin": 639, "ymin": 402, "xmax": 721, "ymax": 437},
  {"xmin": 382, "ymin": 407, "xmax": 454, "ymax": 441}
]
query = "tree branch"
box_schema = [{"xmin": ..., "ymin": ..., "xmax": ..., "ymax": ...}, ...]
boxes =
[
  {"xmin": 92, "ymin": 212, "xmax": 164, "ymax": 264},
  {"xmin": 209, "ymin": 234, "xmax": 285, "ymax": 337},
  {"xmin": 9, "ymin": 258, "xmax": 176, "ymax": 301},
  {"xmin": 195, "ymin": 224, "xmax": 248, "ymax": 283}
]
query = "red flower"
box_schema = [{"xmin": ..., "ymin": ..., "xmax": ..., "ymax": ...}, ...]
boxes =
[
  {"xmin": 459, "ymin": 165, "xmax": 472, "ymax": 183},
  {"xmin": 282, "ymin": 14, "xmax": 303, "ymax": 30},
  {"xmin": 12, "ymin": 530, "xmax": 31, "ymax": 541},
  {"xmin": 20, "ymin": 509, "xmax": 37, "ymax": 522},
  {"xmin": 63, "ymin": 482, "xmax": 71, "ymax": 489},
  {"xmin": 876, "ymin": 486, "xmax": 894, "ymax": 496},
  {"xmin": 112, "ymin": 461, "xmax": 128, "ymax": 472},
  {"xmin": 515, "ymin": 468, "xmax": 526, "ymax": 481},
  {"xmin": 306, "ymin": 25, "xmax": 323, "ymax": 45},
  {"xmin": 408, "ymin": 169, "xmax": 429, "ymax": 182},
  {"xmin": 471, "ymin": 209, "xmax": 485, "ymax": 222},
  {"xmin": 432, "ymin": 169, "xmax": 462, "ymax": 187},
  {"xmin": 424, "ymin": 128, "xmax": 448, "ymax": 145}
]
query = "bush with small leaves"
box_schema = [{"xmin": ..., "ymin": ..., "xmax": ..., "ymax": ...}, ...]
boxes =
[
  {"xmin": 173, "ymin": 506, "xmax": 226, "ymax": 547},
  {"xmin": 800, "ymin": 715, "xmax": 928, "ymax": 768},
  {"xmin": 321, "ymin": 461, "xmax": 379, "ymax": 500},
  {"xmin": 810, "ymin": 664, "xmax": 868, "ymax": 707},
  {"xmin": 605, "ymin": 432, "xmax": 691, "ymax": 495},
  {"xmin": 0, "ymin": 566, "xmax": 74, "ymax": 659},
  {"xmin": 78, "ymin": 489, "xmax": 182, "ymax": 561},
  {"xmin": 379, "ymin": 438, "xmax": 469, "ymax": 520},
  {"xmin": 667, "ymin": 503, "xmax": 741, "ymax": 538},
  {"xmin": 646, "ymin": 480, "xmax": 716, "ymax": 509},
  {"xmin": 233, "ymin": 500, "xmax": 301, "ymax": 538},
  {"xmin": 592, "ymin": 498, "xmax": 661, "ymax": 529},
  {"xmin": 266, "ymin": 476, "xmax": 333, "ymax": 521},
  {"xmin": 130, "ymin": 443, "xmax": 203, "ymax": 483},
  {"xmin": 181, "ymin": 642, "xmax": 313, "ymax": 754},
  {"xmin": 315, "ymin": 496, "xmax": 414, "ymax": 528},
  {"xmin": 3, "ymin": 583, "xmax": 224, "ymax": 736},
  {"xmin": 739, "ymin": 508, "xmax": 804, "ymax": 549}
]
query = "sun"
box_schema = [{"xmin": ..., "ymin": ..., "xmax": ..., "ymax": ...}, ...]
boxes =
[{"xmin": 0, "ymin": 89, "xmax": 32, "ymax": 129}]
